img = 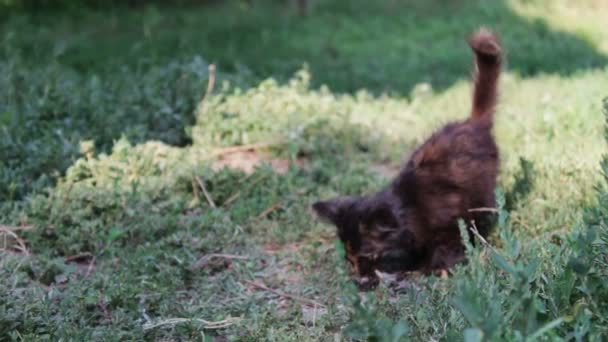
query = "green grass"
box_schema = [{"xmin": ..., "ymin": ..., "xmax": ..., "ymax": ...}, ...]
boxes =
[{"xmin": 1, "ymin": 0, "xmax": 608, "ymax": 340}]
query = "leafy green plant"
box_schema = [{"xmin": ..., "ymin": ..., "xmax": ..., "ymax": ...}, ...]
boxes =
[
  {"xmin": 0, "ymin": 55, "xmax": 215, "ymax": 200},
  {"xmin": 334, "ymin": 240, "xmax": 410, "ymax": 342},
  {"xmin": 448, "ymin": 99, "xmax": 608, "ymax": 341}
]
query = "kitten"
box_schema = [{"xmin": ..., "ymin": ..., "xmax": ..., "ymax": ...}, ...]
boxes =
[{"xmin": 312, "ymin": 28, "xmax": 502, "ymax": 289}]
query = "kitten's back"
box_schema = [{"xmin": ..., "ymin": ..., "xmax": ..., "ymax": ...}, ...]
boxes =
[{"xmin": 393, "ymin": 28, "xmax": 503, "ymax": 270}]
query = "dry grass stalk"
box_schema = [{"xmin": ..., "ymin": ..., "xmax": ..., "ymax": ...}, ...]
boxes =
[
  {"xmin": 198, "ymin": 64, "xmax": 216, "ymax": 116},
  {"xmin": 0, "ymin": 225, "xmax": 31, "ymax": 256},
  {"xmin": 210, "ymin": 141, "xmax": 283, "ymax": 158},
  {"xmin": 0, "ymin": 224, "xmax": 33, "ymax": 232},
  {"xmin": 194, "ymin": 175, "xmax": 216, "ymax": 208}
]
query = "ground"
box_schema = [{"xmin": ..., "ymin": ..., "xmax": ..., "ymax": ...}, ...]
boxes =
[{"xmin": 1, "ymin": 0, "xmax": 608, "ymax": 340}]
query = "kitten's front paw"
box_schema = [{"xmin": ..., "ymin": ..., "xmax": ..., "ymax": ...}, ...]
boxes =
[{"xmin": 356, "ymin": 275, "xmax": 379, "ymax": 291}]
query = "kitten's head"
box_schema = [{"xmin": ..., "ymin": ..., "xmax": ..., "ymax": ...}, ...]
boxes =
[{"xmin": 312, "ymin": 195, "xmax": 404, "ymax": 289}]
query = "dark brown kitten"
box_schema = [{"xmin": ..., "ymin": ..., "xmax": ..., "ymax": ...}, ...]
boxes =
[{"xmin": 312, "ymin": 28, "xmax": 502, "ymax": 289}]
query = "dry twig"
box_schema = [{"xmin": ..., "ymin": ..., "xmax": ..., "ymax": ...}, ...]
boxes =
[
  {"xmin": 255, "ymin": 202, "xmax": 282, "ymax": 220},
  {"xmin": 467, "ymin": 207, "xmax": 499, "ymax": 213},
  {"xmin": 469, "ymin": 220, "xmax": 499, "ymax": 254},
  {"xmin": 143, "ymin": 316, "xmax": 241, "ymax": 331},
  {"xmin": 65, "ymin": 252, "xmax": 93, "ymax": 263},
  {"xmin": 192, "ymin": 253, "xmax": 249, "ymax": 269},
  {"xmin": 0, "ymin": 224, "xmax": 32, "ymax": 232},
  {"xmin": 85, "ymin": 256, "xmax": 96, "ymax": 278},
  {"xmin": 194, "ymin": 176, "xmax": 216, "ymax": 208},
  {"xmin": 222, "ymin": 192, "xmax": 241, "ymax": 207},
  {"xmin": 210, "ymin": 141, "xmax": 282, "ymax": 158},
  {"xmin": 245, "ymin": 280, "xmax": 325, "ymax": 308},
  {"xmin": 192, "ymin": 177, "xmax": 201, "ymax": 202}
]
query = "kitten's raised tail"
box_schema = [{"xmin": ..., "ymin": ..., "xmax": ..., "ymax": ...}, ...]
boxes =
[{"xmin": 469, "ymin": 28, "xmax": 502, "ymax": 123}]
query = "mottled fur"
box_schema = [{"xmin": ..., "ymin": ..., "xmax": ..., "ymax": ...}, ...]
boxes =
[{"xmin": 312, "ymin": 28, "xmax": 503, "ymax": 289}]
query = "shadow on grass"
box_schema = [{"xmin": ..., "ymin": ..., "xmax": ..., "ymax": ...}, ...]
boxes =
[
  {"xmin": 195, "ymin": 0, "xmax": 607, "ymax": 94},
  {"xmin": 4, "ymin": 0, "xmax": 606, "ymax": 95}
]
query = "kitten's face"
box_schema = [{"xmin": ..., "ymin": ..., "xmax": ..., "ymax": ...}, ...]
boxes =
[{"xmin": 312, "ymin": 196, "xmax": 401, "ymax": 289}]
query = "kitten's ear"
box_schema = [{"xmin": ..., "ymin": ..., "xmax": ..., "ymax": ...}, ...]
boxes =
[{"xmin": 311, "ymin": 198, "xmax": 344, "ymax": 224}]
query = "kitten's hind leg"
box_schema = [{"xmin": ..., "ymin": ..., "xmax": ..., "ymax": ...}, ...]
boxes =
[{"xmin": 427, "ymin": 243, "xmax": 466, "ymax": 274}]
